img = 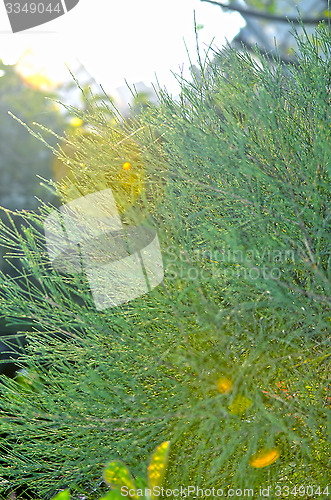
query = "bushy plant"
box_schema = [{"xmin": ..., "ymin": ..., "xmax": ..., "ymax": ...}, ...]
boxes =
[{"xmin": 0, "ymin": 24, "xmax": 330, "ymax": 499}]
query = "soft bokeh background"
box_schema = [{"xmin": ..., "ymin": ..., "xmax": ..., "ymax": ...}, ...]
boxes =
[{"xmin": 0, "ymin": 0, "xmax": 244, "ymax": 94}]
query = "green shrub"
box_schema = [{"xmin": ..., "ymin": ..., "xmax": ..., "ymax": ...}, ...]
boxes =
[{"xmin": 0, "ymin": 23, "xmax": 330, "ymax": 499}]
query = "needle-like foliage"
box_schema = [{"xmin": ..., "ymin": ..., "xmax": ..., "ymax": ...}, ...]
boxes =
[{"xmin": 0, "ymin": 23, "xmax": 330, "ymax": 499}]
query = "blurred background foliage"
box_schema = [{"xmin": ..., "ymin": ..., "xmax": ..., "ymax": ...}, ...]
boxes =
[
  {"xmin": 0, "ymin": 58, "xmax": 66, "ymax": 211},
  {"xmin": 204, "ymin": 0, "xmax": 330, "ymax": 65}
]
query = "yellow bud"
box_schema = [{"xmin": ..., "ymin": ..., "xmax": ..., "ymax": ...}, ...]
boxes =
[
  {"xmin": 249, "ymin": 448, "xmax": 280, "ymax": 468},
  {"xmin": 216, "ymin": 377, "xmax": 233, "ymax": 394},
  {"xmin": 69, "ymin": 117, "xmax": 83, "ymax": 128}
]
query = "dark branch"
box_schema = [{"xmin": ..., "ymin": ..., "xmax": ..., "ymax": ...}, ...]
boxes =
[{"xmin": 201, "ymin": 0, "xmax": 330, "ymax": 24}]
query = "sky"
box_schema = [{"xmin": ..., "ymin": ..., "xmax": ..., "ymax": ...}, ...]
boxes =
[{"xmin": 0, "ymin": 0, "xmax": 245, "ymax": 96}]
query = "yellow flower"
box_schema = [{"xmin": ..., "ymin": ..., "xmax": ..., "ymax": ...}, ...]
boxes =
[
  {"xmin": 122, "ymin": 161, "xmax": 132, "ymax": 170},
  {"xmin": 216, "ymin": 377, "xmax": 233, "ymax": 394},
  {"xmin": 249, "ymin": 448, "xmax": 280, "ymax": 468}
]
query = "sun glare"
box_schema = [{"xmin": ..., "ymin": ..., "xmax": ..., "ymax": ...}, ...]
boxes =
[{"xmin": 14, "ymin": 43, "xmax": 73, "ymax": 91}]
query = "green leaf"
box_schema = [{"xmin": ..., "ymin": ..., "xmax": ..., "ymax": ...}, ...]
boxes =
[
  {"xmin": 99, "ymin": 490, "xmax": 125, "ymax": 500},
  {"xmin": 135, "ymin": 476, "xmax": 148, "ymax": 490},
  {"xmin": 147, "ymin": 441, "xmax": 170, "ymax": 497},
  {"xmin": 52, "ymin": 490, "xmax": 70, "ymax": 500},
  {"xmin": 103, "ymin": 461, "xmax": 138, "ymax": 499}
]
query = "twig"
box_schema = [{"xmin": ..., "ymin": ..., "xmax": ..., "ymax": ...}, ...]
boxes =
[{"xmin": 201, "ymin": 0, "xmax": 330, "ymax": 25}]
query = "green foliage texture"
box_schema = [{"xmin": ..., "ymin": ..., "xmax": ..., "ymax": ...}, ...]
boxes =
[{"xmin": 0, "ymin": 24, "xmax": 330, "ymax": 499}]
